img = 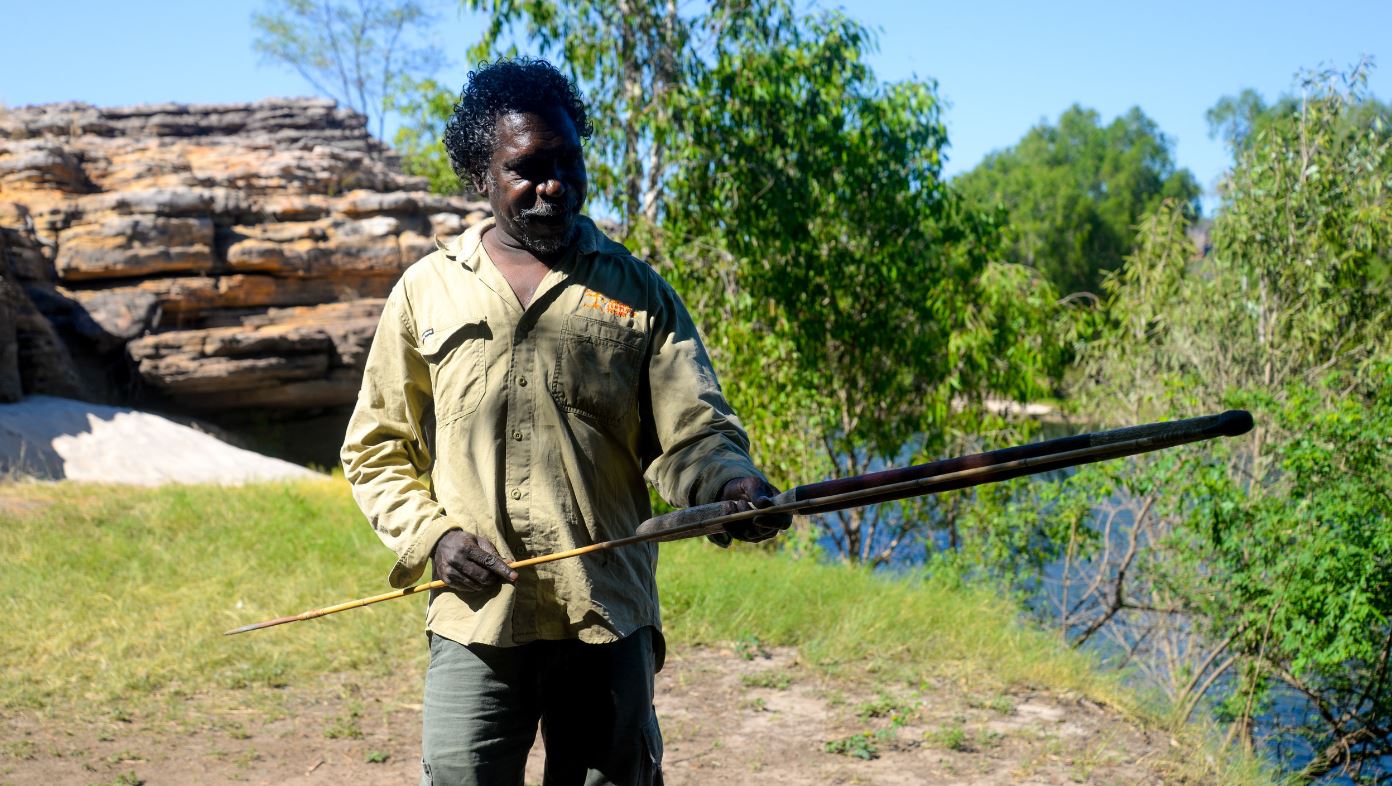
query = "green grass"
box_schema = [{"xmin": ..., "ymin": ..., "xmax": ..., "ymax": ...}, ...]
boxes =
[
  {"xmin": 822, "ymin": 729, "xmax": 889, "ymax": 760},
  {"xmin": 1, "ymin": 476, "xmax": 1102, "ymax": 711},
  {"xmin": 926, "ymin": 721, "xmax": 970, "ymax": 752},
  {"xmin": 0, "ymin": 479, "xmax": 1277, "ymax": 783},
  {"xmin": 0, "ymin": 478, "xmax": 422, "ymax": 713},
  {"xmin": 660, "ymin": 531, "xmax": 1127, "ymax": 702}
]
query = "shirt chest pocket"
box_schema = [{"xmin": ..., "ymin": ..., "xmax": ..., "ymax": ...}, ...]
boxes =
[
  {"xmin": 419, "ymin": 319, "xmax": 489, "ymax": 427},
  {"xmin": 551, "ymin": 314, "xmax": 647, "ymax": 424}
]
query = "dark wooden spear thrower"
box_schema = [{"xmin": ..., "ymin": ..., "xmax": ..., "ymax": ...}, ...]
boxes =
[{"xmin": 224, "ymin": 409, "xmax": 1253, "ymax": 636}]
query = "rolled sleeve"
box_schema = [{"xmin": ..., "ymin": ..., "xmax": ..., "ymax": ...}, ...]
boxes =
[
  {"xmin": 340, "ymin": 286, "xmax": 456, "ymax": 588},
  {"xmin": 642, "ymin": 281, "xmax": 765, "ymax": 507}
]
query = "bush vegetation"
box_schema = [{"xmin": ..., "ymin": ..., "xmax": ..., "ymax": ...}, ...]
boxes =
[{"xmin": 1005, "ymin": 65, "xmax": 1392, "ymax": 781}]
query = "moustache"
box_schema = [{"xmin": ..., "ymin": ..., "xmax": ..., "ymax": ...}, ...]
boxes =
[{"xmin": 520, "ymin": 200, "xmax": 575, "ymax": 221}]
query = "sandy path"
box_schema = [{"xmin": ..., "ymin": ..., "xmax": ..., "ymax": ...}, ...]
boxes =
[{"xmin": 0, "ymin": 646, "xmax": 1174, "ymax": 786}]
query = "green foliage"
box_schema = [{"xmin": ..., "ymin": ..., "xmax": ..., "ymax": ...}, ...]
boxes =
[
  {"xmin": 828, "ymin": 695, "xmax": 925, "ymax": 758},
  {"xmin": 856, "ymin": 694, "xmax": 916, "ymax": 723},
  {"xmin": 663, "ymin": 10, "xmax": 957, "ymax": 458},
  {"xmin": 391, "ymin": 76, "xmax": 469, "ymax": 194},
  {"xmin": 926, "ymin": 721, "xmax": 969, "ymax": 751},
  {"xmin": 1206, "ymin": 68, "xmax": 1392, "ymax": 291},
  {"xmin": 1206, "ymin": 88, "xmax": 1291, "ymax": 154},
  {"xmin": 823, "ymin": 729, "xmax": 889, "ymax": 760},
  {"xmin": 657, "ymin": 10, "xmax": 1070, "ymax": 565},
  {"xmin": 251, "ymin": 0, "xmax": 443, "ymax": 139},
  {"xmin": 1207, "ymin": 72, "xmax": 1391, "ymax": 159},
  {"xmin": 1184, "ymin": 372, "xmax": 1392, "ymax": 780},
  {"xmin": 956, "ymin": 105, "xmax": 1201, "ymax": 295},
  {"xmin": 1028, "ymin": 64, "xmax": 1392, "ymax": 780}
]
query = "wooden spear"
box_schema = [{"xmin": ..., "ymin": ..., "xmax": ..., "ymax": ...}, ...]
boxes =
[{"xmin": 224, "ymin": 410, "xmax": 1252, "ymax": 636}]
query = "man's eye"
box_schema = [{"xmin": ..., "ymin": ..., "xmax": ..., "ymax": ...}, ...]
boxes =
[
  {"xmin": 512, "ymin": 163, "xmax": 543, "ymax": 180},
  {"xmin": 510, "ymin": 154, "xmax": 580, "ymax": 182}
]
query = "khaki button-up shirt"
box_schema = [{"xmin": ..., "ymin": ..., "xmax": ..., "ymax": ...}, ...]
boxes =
[{"xmin": 341, "ymin": 216, "xmax": 762, "ymax": 647}]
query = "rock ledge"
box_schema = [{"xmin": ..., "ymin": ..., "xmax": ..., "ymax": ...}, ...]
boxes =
[{"xmin": 0, "ymin": 98, "xmax": 488, "ymax": 444}]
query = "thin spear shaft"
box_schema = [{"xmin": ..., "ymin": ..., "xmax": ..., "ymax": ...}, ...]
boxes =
[{"xmin": 224, "ymin": 410, "xmax": 1252, "ymax": 636}]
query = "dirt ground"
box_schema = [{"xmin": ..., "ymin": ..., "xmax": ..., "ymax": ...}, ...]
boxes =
[{"xmin": 0, "ymin": 645, "xmax": 1181, "ymax": 786}]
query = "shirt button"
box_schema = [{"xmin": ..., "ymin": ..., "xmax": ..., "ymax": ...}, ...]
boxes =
[
  {"xmin": 518, "ymin": 376, "xmax": 528, "ymax": 387},
  {"xmin": 510, "ymin": 488, "xmax": 522, "ymax": 500},
  {"xmin": 512, "ymin": 431, "xmax": 523, "ymax": 441}
]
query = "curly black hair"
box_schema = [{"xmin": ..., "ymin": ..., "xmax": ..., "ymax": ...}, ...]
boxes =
[{"xmin": 443, "ymin": 57, "xmax": 594, "ymax": 190}]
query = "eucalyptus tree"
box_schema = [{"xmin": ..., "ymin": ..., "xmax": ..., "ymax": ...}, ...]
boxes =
[
  {"xmin": 252, "ymin": 0, "xmax": 444, "ymax": 140},
  {"xmin": 657, "ymin": 11, "xmax": 1068, "ymax": 565}
]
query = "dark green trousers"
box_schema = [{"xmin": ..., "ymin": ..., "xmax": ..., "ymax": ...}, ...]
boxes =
[{"xmin": 421, "ymin": 628, "xmax": 663, "ymax": 786}]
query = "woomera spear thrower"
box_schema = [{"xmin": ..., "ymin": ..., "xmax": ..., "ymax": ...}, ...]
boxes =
[{"xmin": 224, "ymin": 409, "xmax": 1253, "ymax": 636}]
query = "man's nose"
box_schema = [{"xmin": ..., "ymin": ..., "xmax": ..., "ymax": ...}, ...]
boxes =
[{"xmin": 537, "ymin": 175, "xmax": 566, "ymax": 199}]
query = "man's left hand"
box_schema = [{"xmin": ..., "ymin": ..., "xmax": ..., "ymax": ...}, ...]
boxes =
[{"xmin": 716, "ymin": 476, "xmax": 793, "ymax": 543}]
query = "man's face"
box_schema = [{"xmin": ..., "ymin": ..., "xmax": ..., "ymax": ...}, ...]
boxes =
[{"xmin": 481, "ymin": 107, "xmax": 588, "ymax": 258}]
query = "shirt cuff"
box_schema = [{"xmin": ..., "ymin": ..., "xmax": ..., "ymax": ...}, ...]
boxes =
[{"xmin": 388, "ymin": 515, "xmax": 461, "ymax": 588}]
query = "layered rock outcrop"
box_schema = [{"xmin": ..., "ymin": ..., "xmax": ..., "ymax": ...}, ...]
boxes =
[{"xmin": 0, "ymin": 99, "xmax": 488, "ymax": 444}]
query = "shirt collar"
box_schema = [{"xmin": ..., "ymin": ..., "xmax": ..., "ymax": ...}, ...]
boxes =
[{"xmin": 439, "ymin": 215, "xmax": 616, "ymax": 271}]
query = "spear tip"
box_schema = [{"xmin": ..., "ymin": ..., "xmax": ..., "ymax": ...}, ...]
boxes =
[{"xmin": 223, "ymin": 614, "xmax": 302, "ymax": 636}]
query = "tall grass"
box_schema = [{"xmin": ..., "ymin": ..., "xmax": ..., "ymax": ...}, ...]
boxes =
[
  {"xmin": 662, "ymin": 542, "xmax": 1115, "ymax": 697},
  {"xmin": 0, "ymin": 479, "xmax": 421, "ymax": 711}
]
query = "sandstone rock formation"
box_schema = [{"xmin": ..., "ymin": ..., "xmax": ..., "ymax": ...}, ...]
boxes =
[
  {"xmin": 0, "ymin": 98, "xmax": 488, "ymax": 453},
  {"xmin": 1, "ymin": 202, "xmax": 86, "ymax": 402}
]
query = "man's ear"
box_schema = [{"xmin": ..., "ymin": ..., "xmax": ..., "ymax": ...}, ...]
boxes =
[{"xmin": 472, "ymin": 170, "xmax": 490, "ymax": 196}]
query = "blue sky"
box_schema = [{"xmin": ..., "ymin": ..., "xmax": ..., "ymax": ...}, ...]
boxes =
[{"xmin": 3, "ymin": 0, "xmax": 1388, "ymax": 213}]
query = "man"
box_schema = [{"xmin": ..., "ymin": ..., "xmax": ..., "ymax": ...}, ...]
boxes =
[{"xmin": 341, "ymin": 58, "xmax": 788, "ymax": 786}]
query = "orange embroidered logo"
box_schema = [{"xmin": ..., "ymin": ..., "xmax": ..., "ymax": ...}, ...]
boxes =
[{"xmin": 581, "ymin": 289, "xmax": 634, "ymax": 318}]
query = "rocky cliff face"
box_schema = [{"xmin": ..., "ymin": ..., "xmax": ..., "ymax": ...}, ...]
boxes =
[{"xmin": 0, "ymin": 98, "xmax": 488, "ymax": 455}]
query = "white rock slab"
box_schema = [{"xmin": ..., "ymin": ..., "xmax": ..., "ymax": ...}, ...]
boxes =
[{"xmin": 0, "ymin": 395, "xmax": 321, "ymax": 485}]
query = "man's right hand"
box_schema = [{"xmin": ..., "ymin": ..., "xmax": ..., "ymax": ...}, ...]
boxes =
[{"xmin": 432, "ymin": 530, "xmax": 519, "ymax": 592}]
